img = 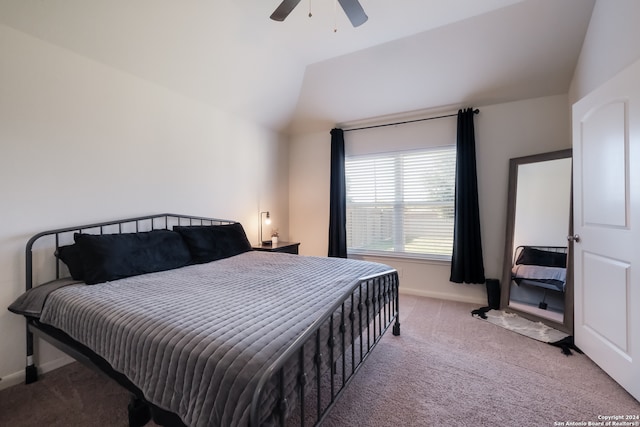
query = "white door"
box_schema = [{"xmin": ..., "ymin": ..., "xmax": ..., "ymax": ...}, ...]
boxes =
[{"xmin": 572, "ymin": 58, "xmax": 640, "ymax": 401}]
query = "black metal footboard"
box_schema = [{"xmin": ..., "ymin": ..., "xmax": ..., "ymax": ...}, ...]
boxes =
[{"xmin": 250, "ymin": 269, "xmax": 400, "ymax": 426}]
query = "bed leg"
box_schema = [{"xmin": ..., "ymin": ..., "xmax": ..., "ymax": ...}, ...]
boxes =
[
  {"xmin": 25, "ymin": 328, "xmax": 38, "ymax": 384},
  {"xmin": 128, "ymin": 395, "xmax": 151, "ymax": 427},
  {"xmin": 392, "ymin": 320, "xmax": 401, "ymax": 336},
  {"xmin": 392, "ymin": 279, "xmax": 400, "ymax": 336}
]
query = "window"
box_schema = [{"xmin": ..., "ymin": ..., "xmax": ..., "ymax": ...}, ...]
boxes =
[{"xmin": 345, "ymin": 145, "xmax": 456, "ymax": 260}]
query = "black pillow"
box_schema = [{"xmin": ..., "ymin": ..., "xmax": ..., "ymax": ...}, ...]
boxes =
[
  {"xmin": 74, "ymin": 229, "xmax": 192, "ymax": 285},
  {"xmin": 55, "ymin": 244, "xmax": 85, "ymax": 280},
  {"xmin": 516, "ymin": 246, "xmax": 567, "ymax": 268},
  {"xmin": 174, "ymin": 223, "xmax": 252, "ymax": 264}
]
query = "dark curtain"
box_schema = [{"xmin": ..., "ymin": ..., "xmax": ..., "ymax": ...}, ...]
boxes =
[
  {"xmin": 450, "ymin": 108, "xmax": 485, "ymax": 283},
  {"xmin": 328, "ymin": 128, "xmax": 347, "ymax": 258}
]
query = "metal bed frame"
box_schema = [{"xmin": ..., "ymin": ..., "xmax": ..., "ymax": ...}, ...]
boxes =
[
  {"xmin": 513, "ymin": 245, "xmax": 568, "ymax": 260},
  {"xmin": 22, "ymin": 213, "xmax": 400, "ymax": 427},
  {"xmin": 512, "ymin": 245, "xmax": 568, "ymax": 310}
]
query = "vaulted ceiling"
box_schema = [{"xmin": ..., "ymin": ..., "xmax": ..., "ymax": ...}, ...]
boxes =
[{"xmin": 0, "ymin": 0, "xmax": 595, "ymax": 133}]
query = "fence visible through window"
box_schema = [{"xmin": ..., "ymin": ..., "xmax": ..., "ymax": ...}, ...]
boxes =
[{"xmin": 345, "ymin": 146, "xmax": 456, "ymax": 260}]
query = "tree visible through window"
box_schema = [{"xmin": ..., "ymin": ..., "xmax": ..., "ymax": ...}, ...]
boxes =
[{"xmin": 345, "ymin": 146, "xmax": 456, "ymax": 259}]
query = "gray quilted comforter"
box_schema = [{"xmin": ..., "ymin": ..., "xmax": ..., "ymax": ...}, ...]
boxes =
[{"xmin": 37, "ymin": 251, "xmax": 392, "ymax": 426}]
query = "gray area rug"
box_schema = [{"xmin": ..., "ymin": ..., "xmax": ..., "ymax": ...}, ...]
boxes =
[{"xmin": 1, "ymin": 295, "xmax": 638, "ymax": 426}]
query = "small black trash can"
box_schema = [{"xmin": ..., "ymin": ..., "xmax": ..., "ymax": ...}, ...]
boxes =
[{"xmin": 485, "ymin": 278, "xmax": 500, "ymax": 310}]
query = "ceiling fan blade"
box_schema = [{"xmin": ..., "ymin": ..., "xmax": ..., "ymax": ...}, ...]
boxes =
[
  {"xmin": 337, "ymin": 0, "xmax": 368, "ymax": 27},
  {"xmin": 270, "ymin": 0, "xmax": 303, "ymax": 22}
]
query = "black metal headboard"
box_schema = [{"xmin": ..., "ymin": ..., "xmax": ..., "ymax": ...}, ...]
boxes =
[
  {"xmin": 513, "ymin": 245, "xmax": 568, "ymax": 266},
  {"xmin": 25, "ymin": 213, "xmax": 235, "ymax": 291}
]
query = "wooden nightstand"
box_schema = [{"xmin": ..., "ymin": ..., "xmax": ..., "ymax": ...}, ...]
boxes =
[{"xmin": 252, "ymin": 241, "xmax": 300, "ymax": 255}]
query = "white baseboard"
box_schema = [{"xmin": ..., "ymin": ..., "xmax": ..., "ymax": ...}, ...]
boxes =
[
  {"xmin": 399, "ymin": 287, "xmax": 486, "ymax": 306},
  {"xmin": 0, "ymin": 355, "xmax": 75, "ymax": 391}
]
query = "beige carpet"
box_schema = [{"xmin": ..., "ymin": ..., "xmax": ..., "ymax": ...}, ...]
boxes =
[{"xmin": 1, "ymin": 294, "xmax": 638, "ymax": 426}]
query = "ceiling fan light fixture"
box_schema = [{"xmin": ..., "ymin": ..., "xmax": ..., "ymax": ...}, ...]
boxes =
[{"xmin": 270, "ymin": 0, "xmax": 368, "ymax": 28}]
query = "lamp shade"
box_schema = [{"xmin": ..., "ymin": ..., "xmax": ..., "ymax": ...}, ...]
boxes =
[{"xmin": 259, "ymin": 211, "xmax": 271, "ymax": 245}]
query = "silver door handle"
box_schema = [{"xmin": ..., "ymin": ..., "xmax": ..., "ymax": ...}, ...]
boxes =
[{"xmin": 567, "ymin": 234, "xmax": 581, "ymax": 243}]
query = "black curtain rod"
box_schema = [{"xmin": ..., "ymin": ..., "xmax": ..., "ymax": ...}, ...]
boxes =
[{"xmin": 343, "ymin": 108, "xmax": 479, "ymax": 132}]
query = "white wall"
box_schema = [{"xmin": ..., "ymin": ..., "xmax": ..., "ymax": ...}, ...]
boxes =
[
  {"xmin": 289, "ymin": 95, "xmax": 571, "ymax": 304},
  {"xmin": 569, "ymin": 0, "xmax": 640, "ymax": 104},
  {"xmin": 0, "ymin": 25, "xmax": 289, "ymax": 388}
]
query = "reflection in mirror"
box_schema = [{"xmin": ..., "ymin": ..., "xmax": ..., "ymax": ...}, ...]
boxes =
[{"xmin": 501, "ymin": 149, "xmax": 573, "ymax": 333}]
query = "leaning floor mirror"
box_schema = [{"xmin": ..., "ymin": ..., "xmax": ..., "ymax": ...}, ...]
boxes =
[{"xmin": 501, "ymin": 149, "xmax": 573, "ymax": 334}]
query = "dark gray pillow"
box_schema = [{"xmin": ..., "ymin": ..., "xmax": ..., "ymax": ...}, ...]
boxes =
[
  {"xmin": 55, "ymin": 244, "xmax": 85, "ymax": 280},
  {"xmin": 174, "ymin": 223, "xmax": 252, "ymax": 264},
  {"xmin": 74, "ymin": 230, "xmax": 192, "ymax": 285}
]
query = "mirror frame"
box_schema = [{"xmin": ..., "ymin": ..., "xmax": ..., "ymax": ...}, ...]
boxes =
[{"xmin": 500, "ymin": 148, "xmax": 574, "ymax": 334}]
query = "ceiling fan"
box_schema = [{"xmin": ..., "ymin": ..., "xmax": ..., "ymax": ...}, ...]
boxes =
[{"xmin": 270, "ymin": 0, "xmax": 368, "ymax": 28}]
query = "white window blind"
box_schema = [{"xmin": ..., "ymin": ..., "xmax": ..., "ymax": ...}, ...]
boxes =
[{"xmin": 345, "ymin": 145, "xmax": 456, "ymax": 260}]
